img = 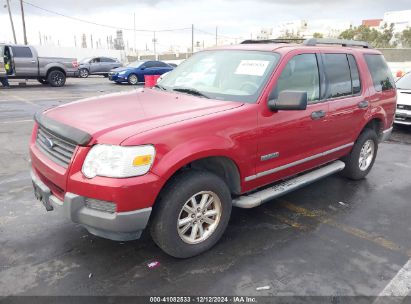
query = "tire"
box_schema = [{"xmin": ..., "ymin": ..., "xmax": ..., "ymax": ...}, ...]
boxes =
[
  {"xmin": 79, "ymin": 68, "xmax": 89, "ymax": 78},
  {"xmin": 341, "ymin": 128, "xmax": 378, "ymax": 180},
  {"xmin": 37, "ymin": 78, "xmax": 48, "ymax": 85},
  {"xmin": 150, "ymin": 170, "xmax": 232, "ymax": 258},
  {"xmin": 127, "ymin": 73, "xmax": 138, "ymax": 85},
  {"xmin": 47, "ymin": 70, "xmax": 66, "ymax": 87},
  {"xmin": 103, "ymin": 74, "xmax": 109, "ymax": 78}
]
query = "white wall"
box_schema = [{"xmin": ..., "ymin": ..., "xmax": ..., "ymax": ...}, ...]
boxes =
[{"xmin": 33, "ymin": 45, "xmax": 128, "ymax": 63}]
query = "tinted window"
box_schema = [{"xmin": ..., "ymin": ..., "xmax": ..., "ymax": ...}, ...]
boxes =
[
  {"xmin": 364, "ymin": 54, "xmax": 395, "ymax": 92},
  {"xmin": 145, "ymin": 61, "xmax": 168, "ymax": 68},
  {"xmin": 91, "ymin": 58, "xmax": 101, "ymax": 63},
  {"xmin": 396, "ymin": 73, "xmax": 411, "ymax": 90},
  {"xmin": 348, "ymin": 55, "xmax": 361, "ymax": 94},
  {"xmin": 144, "ymin": 61, "xmax": 156, "ymax": 68},
  {"xmin": 275, "ymin": 54, "xmax": 320, "ymax": 103},
  {"xmin": 101, "ymin": 57, "xmax": 115, "ymax": 63},
  {"xmin": 323, "ymin": 54, "xmax": 352, "ymax": 98},
  {"xmin": 12, "ymin": 46, "xmax": 33, "ymax": 58}
]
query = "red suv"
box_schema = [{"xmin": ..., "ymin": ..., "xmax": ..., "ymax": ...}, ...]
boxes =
[{"xmin": 30, "ymin": 39, "xmax": 396, "ymax": 258}]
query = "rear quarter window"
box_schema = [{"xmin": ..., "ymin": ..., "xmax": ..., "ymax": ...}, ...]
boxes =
[{"xmin": 364, "ymin": 54, "xmax": 395, "ymax": 92}]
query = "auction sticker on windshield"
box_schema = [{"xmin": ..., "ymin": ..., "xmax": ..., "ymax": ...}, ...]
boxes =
[{"xmin": 235, "ymin": 60, "xmax": 269, "ymax": 76}]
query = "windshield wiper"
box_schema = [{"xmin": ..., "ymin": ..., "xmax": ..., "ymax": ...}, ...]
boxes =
[
  {"xmin": 172, "ymin": 87, "xmax": 210, "ymax": 99},
  {"xmin": 154, "ymin": 84, "xmax": 167, "ymax": 90}
]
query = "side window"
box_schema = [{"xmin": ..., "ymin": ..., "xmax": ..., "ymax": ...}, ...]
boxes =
[
  {"xmin": 323, "ymin": 54, "xmax": 352, "ymax": 99},
  {"xmin": 364, "ymin": 54, "xmax": 395, "ymax": 92},
  {"xmin": 275, "ymin": 54, "xmax": 320, "ymax": 103},
  {"xmin": 144, "ymin": 61, "xmax": 154, "ymax": 68},
  {"xmin": 101, "ymin": 57, "xmax": 115, "ymax": 63},
  {"xmin": 348, "ymin": 55, "xmax": 361, "ymax": 94},
  {"xmin": 12, "ymin": 46, "xmax": 33, "ymax": 58}
]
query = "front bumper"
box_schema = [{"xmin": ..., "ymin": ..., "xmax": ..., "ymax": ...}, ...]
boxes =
[
  {"xmin": 394, "ymin": 109, "xmax": 411, "ymax": 125},
  {"xmin": 380, "ymin": 127, "xmax": 393, "ymax": 142},
  {"xmin": 31, "ymin": 170, "xmax": 152, "ymax": 241},
  {"xmin": 109, "ymin": 74, "xmax": 127, "ymax": 82}
]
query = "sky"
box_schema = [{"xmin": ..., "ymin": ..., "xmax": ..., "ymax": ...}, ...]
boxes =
[{"xmin": 1, "ymin": 0, "xmax": 410, "ymax": 52}]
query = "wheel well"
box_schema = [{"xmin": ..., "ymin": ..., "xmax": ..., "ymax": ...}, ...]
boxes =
[
  {"xmin": 167, "ymin": 157, "xmax": 242, "ymax": 196},
  {"xmin": 47, "ymin": 67, "xmax": 66, "ymax": 77},
  {"xmin": 363, "ymin": 118, "xmax": 383, "ymax": 137}
]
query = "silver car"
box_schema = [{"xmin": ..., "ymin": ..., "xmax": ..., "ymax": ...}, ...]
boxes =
[{"xmin": 78, "ymin": 57, "xmax": 122, "ymax": 78}]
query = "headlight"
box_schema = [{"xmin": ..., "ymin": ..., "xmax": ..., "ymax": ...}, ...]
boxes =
[
  {"xmin": 118, "ymin": 71, "xmax": 127, "ymax": 75},
  {"xmin": 82, "ymin": 144, "xmax": 155, "ymax": 179}
]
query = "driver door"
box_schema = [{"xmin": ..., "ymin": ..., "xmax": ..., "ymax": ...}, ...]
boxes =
[
  {"xmin": 252, "ymin": 52, "xmax": 334, "ymax": 188},
  {"xmin": 0, "ymin": 45, "xmax": 6, "ymax": 77}
]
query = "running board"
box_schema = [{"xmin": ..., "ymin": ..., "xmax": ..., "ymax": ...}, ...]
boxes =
[{"xmin": 232, "ymin": 160, "xmax": 345, "ymax": 208}]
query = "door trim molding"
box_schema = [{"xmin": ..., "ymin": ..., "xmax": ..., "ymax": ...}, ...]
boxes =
[{"xmin": 245, "ymin": 142, "xmax": 354, "ymax": 182}]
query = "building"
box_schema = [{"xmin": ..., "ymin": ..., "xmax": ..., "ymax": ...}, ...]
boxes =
[{"xmin": 362, "ymin": 19, "xmax": 383, "ymax": 29}]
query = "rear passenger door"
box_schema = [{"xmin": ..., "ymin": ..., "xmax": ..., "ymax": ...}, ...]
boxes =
[
  {"xmin": 11, "ymin": 46, "xmax": 38, "ymax": 77},
  {"xmin": 100, "ymin": 57, "xmax": 119, "ymax": 72},
  {"xmin": 324, "ymin": 53, "xmax": 369, "ymax": 145}
]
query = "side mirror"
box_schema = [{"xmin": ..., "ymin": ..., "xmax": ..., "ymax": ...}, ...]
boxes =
[
  {"xmin": 140, "ymin": 67, "xmax": 146, "ymax": 70},
  {"xmin": 268, "ymin": 90, "xmax": 308, "ymax": 111}
]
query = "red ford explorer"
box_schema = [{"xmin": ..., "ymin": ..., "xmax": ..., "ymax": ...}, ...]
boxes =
[{"xmin": 30, "ymin": 39, "xmax": 396, "ymax": 258}]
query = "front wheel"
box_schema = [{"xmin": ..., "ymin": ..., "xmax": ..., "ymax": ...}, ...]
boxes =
[
  {"xmin": 127, "ymin": 73, "xmax": 138, "ymax": 85},
  {"xmin": 47, "ymin": 70, "xmax": 66, "ymax": 87},
  {"xmin": 150, "ymin": 170, "xmax": 232, "ymax": 258},
  {"xmin": 79, "ymin": 68, "xmax": 89, "ymax": 78},
  {"xmin": 341, "ymin": 128, "xmax": 378, "ymax": 180}
]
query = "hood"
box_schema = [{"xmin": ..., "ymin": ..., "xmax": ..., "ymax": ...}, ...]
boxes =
[
  {"xmin": 111, "ymin": 67, "xmax": 133, "ymax": 73},
  {"xmin": 43, "ymin": 89, "xmax": 243, "ymax": 145},
  {"xmin": 397, "ymin": 89, "xmax": 411, "ymax": 106}
]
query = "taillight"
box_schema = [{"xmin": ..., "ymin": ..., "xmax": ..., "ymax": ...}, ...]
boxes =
[{"xmin": 72, "ymin": 60, "xmax": 79, "ymax": 68}]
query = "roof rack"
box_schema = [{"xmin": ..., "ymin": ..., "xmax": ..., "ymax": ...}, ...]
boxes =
[
  {"xmin": 303, "ymin": 38, "xmax": 370, "ymax": 48},
  {"xmin": 241, "ymin": 38, "xmax": 305, "ymax": 44},
  {"xmin": 240, "ymin": 38, "xmax": 371, "ymax": 49}
]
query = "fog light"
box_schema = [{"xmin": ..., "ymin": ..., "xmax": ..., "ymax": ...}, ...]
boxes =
[{"xmin": 85, "ymin": 198, "xmax": 116, "ymax": 213}]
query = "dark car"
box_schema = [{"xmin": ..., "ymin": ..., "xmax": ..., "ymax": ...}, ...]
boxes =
[
  {"xmin": 78, "ymin": 57, "xmax": 122, "ymax": 78},
  {"xmin": 108, "ymin": 60, "xmax": 174, "ymax": 85}
]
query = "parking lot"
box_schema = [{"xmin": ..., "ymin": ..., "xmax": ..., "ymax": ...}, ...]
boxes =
[{"xmin": 0, "ymin": 77, "xmax": 411, "ymax": 299}]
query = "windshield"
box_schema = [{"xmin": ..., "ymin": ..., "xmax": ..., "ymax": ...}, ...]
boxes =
[
  {"xmin": 159, "ymin": 50, "xmax": 280, "ymax": 103},
  {"xmin": 127, "ymin": 61, "xmax": 144, "ymax": 68},
  {"xmin": 396, "ymin": 73, "xmax": 411, "ymax": 90},
  {"xmin": 80, "ymin": 57, "xmax": 92, "ymax": 64}
]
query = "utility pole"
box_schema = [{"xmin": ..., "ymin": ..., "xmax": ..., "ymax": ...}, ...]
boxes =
[
  {"xmin": 6, "ymin": 0, "xmax": 17, "ymax": 44},
  {"xmin": 191, "ymin": 24, "xmax": 194, "ymax": 54},
  {"xmin": 133, "ymin": 13, "xmax": 136, "ymax": 55},
  {"xmin": 39, "ymin": 32, "xmax": 42, "ymax": 45},
  {"xmin": 215, "ymin": 26, "xmax": 218, "ymax": 46},
  {"xmin": 19, "ymin": 0, "xmax": 28, "ymax": 44},
  {"xmin": 74, "ymin": 35, "xmax": 77, "ymax": 47}
]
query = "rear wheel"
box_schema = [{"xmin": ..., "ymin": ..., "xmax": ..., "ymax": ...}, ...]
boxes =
[
  {"xmin": 127, "ymin": 73, "xmax": 138, "ymax": 85},
  {"xmin": 47, "ymin": 70, "xmax": 66, "ymax": 87},
  {"xmin": 150, "ymin": 170, "xmax": 232, "ymax": 258},
  {"xmin": 342, "ymin": 128, "xmax": 378, "ymax": 180}
]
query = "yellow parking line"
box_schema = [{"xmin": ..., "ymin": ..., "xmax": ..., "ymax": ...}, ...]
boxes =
[
  {"xmin": 279, "ymin": 200, "xmax": 408, "ymax": 256},
  {"xmin": 264, "ymin": 209, "xmax": 309, "ymax": 230}
]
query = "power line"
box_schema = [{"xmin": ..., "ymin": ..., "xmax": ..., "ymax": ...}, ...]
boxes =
[{"xmin": 22, "ymin": 1, "xmax": 191, "ymax": 33}]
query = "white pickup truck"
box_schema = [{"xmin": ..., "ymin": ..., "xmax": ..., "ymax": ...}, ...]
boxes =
[{"xmin": 0, "ymin": 44, "xmax": 79, "ymax": 87}]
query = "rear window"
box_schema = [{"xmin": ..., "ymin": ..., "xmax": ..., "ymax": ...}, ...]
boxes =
[
  {"xmin": 12, "ymin": 46, "xmax": 33, "ymax": 58},
  {"xmin": 323, "ymin": 54, "xmax": 352, "ymax": 98},
  {"xmin": 364, "ymin": 54, "xmax": 395, "ymax": 92}
]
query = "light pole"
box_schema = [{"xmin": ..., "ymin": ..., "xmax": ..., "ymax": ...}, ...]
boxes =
[{"xmin": 19, "ymin": 0, "xmax": 28, "ymax": 45}]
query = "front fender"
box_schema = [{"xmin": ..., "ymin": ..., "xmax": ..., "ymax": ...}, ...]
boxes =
[{"xmin": 151, "ymin": 135, "xmax": 242, "ymax": 183}]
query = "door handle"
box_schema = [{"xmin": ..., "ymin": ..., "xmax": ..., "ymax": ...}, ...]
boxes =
[
  {"xmin": 358, "ymin": 100, "xmax": 369, "ymax": 109},
  {"xmin": 311, "ymin": 110, "xmax": 326, "ymax": 120}
]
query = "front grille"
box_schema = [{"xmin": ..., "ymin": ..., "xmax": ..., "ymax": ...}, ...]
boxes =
[
  {"xmin": 397, "ymin": 104, "xmax": 411, "ymax": 111},
  {"xmin": 36, "ymin": 126, "xmax": 76, "ymax": 167}
]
